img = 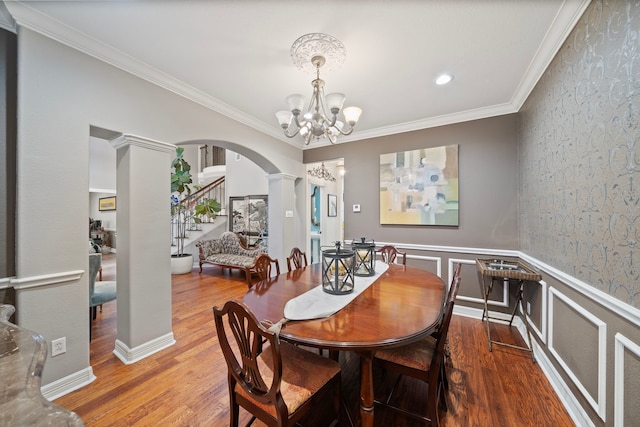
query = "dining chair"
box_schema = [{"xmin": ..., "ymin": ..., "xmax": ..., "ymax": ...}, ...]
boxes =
[
  {"xmin": 435, "ymin": 263, "xmax": 462, "ymax": 393},
  {"xmin": 373, "ymin": 269, "xmax": 462, "ymax": 426},
  {"xmin": 213, "ymin": 300, "xmax": 342, "ymax": 427},
  {"xmin": 88, "ymin": 253, "xmax": 117, "ymax": 340},
  {"xmin": 376, "ymin": 245, "xmax": 407, "ymax": 265},
  {"xmin": 286, "ymin": 247, "xmax": 308, "ymax": 272},
  {"xmin": 254, "ymin": 253, "xmax": 281, "ymax": 281}
]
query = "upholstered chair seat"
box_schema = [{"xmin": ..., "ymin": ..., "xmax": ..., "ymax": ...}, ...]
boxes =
[
  {"xmin": 375, "ymin": 335, "xmax": 437, "ymax": 372},
  {"xmin": 235, "ymin": 341, "xmax": 342, "ymax": 417}
]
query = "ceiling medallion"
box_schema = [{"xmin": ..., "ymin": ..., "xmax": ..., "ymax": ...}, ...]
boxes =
[{"xmin": 290, "ymin": 33, "xmax": 346, "ymax": 73}]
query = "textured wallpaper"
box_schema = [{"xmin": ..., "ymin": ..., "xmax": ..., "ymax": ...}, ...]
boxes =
[{"xmin": 519, "ymin": 0, "xmax": 639, "ymax": 308}]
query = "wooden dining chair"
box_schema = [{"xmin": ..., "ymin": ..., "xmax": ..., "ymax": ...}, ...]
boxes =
[
  {"xmin": 373, "ymin": 270, "xmax": 462, "ymax": 426},
  {"xmin": 254, "ymin": 253, "xmax": 280, "ymax": 281},
  {"xmin": 436, "ymin": 263, "xmax": 462, "ymax": 393},
  {"xmin": 213, "ymin": 300, "xmax": 342, "ymax": 427},
  {"xmin": 286, "ymin": 247, "xmax": 308, "ymax": 272},
  {"xmin": 376, "ymin": 245, "xmax": 407, "ymax": 265}
]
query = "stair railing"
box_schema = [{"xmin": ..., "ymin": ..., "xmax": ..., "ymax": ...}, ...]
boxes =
[{"xmin": 171, "ymin": 176, "xmax": 225, "ymax": 247}]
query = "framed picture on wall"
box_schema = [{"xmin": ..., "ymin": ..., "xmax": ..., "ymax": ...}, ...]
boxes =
[
  {"xmin": 99, "ymin": 196, "xmax": 116, "ymax": 211},
  {"xmin": 328, "ymin": 194, "xmax": 337, "ymax": 217},
  {"xmin": 379, "ymin": 145, "xmax": 459, "ymax": 226}
]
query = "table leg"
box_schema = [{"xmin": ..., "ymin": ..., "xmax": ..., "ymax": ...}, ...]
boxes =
[
  {"xmin": 482, "ymin": 276, "xmax": 494, "ymax": 351},
  {"xmin": 358, "ymin": 351, "xmax": 374, "ymax": 427}
]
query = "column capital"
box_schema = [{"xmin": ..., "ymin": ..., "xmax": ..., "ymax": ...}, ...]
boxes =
[
  {"xmin": 267, "ymin": 173, "xmax": 297, "ymax": 182},
  {"xmin": 110, "ymin": 134, "xmax": 175, "ymax": 153}
]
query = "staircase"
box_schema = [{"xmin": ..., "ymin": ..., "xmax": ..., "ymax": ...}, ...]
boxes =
[{"xmin": 171, "ymin": 176, "xmax": 227, "ymax": 258}]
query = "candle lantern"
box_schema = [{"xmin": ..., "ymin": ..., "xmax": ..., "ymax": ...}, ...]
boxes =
[
  {"xmin": 321, "ymin": 242, "xmax": 355, "ymax": 295},
  {"xmin": 351, "ymin": 237, "xmax": 376, "ymax": 277}
]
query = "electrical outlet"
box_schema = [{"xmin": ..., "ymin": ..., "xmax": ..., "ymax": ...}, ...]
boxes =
[{"xmin": 52, "ymin": 337, "xmax": 66, "ymax": 357}]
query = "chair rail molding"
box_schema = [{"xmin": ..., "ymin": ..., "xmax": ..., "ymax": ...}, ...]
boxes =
[{"xmin": 11, "ymin": 270, "xmax": 85, "ymax": 290}]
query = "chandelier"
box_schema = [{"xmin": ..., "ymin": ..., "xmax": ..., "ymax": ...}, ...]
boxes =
[
  {"xmin": 307, "ymin": 162, "xmax": 336, "ymax": 182},
  {"xmin": 276, "ymin": 33, "xmax": 362, "ymax": 145}
]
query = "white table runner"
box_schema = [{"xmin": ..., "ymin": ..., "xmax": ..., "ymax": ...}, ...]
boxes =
[{"xmin": 283, "ymin": 262, "xmax": 389, "ymax": 321}]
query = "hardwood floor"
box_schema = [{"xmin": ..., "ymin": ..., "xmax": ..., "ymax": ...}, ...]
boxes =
[{"xmin": 56, "ymin": 254, "xmax": 574, "ymax": 426}]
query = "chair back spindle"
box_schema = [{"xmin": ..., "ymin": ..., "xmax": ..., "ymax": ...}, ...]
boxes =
[
  {"xmin": 376, "ymin": 245, "xmax": 407, "ymax": 265},
  {"xmin": 254, "ymin": 254, "xmax": 281, "ymax": 281},
  {"xmin": 286, "ymin": 247, "xmax": 308, "ymax": 272}
]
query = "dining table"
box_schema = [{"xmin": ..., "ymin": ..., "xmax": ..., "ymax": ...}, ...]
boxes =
[{"xmin": 242, "ymin": 262, "xmax": 446, "ymax": 427}]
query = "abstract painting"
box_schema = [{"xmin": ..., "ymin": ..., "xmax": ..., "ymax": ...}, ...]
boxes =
[{"xmin": 379, "ymin": 145, "xmax": 459, "ymax": 226}]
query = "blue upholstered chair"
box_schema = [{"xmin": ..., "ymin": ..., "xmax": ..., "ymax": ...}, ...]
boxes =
[{"xmin": 89, "ymin": 253, "xmax": 116, "ymax": 339}]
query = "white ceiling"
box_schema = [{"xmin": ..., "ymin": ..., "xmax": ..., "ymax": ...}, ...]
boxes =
[{"xmin": 5, "ymin": 0, "xmax": 590, "ymax": 149}]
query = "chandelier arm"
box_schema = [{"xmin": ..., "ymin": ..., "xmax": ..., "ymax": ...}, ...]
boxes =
[
  {"xmin": 334, "ymin": 123, "xmax": 355, "ymax": 136},
  {"xmin": 282, "ymin": 125, "xmax": 301, "ymax": 138},
  {"xmin": 302, "ymin": 130, "xmax": 312, "ymax": 145},
  {"xmin": 284, "ymin": 128, "xmax": 300, "ymax": 138},
  {"xmin": 292, "ymin": 114, "xmax": 305, "ymax": 129}
]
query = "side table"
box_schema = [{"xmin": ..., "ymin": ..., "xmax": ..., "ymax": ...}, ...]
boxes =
[{"xmin": 476, "ymin": 258, "xmax": 541, "ymax": 362}]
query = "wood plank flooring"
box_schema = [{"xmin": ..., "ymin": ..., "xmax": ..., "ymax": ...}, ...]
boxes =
[{"xmin": 56, "ymin": 254, "xmax": 574, "ymax": 426}]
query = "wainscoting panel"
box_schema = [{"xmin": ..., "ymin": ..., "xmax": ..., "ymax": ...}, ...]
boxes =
[
  {"xmin": 614, "ymin": 333, "xmax": 640, "ymax": 427},
  {"xmin": 405, "ymin": 253, "xmax": 441, "ymax": 277},
  {"xmin": 549, "ymin": 287, "xmax": 607, "ymax": 421},
  {"xmin": 457, "ymin": 275, "xmax": 509, "ymax": 308},
  {"xmin": 526, "ymin": 279, "xmax": 548, "ymax": 345},
  {"xmin": 448, "ymin": 257, "xmax": 477, "ymax": 296}
]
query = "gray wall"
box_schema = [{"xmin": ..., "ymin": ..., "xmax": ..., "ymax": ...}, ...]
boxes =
[
  {"xmin": 304, "ymin": 114, "xmax": 520, "ymax": 250},
  {"xmin": 518, "ymin": 1, "xmax": 640, "ymax": 425},
  {"xmin": 520, "ymin": 0, "xmax": 639, "ymax": 309}
]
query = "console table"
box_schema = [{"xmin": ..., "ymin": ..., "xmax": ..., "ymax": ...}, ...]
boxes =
[{"xmin": 476, "ymin": 258, "xmax": 541, "ymax": 362}]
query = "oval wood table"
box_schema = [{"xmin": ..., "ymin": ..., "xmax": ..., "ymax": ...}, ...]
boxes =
[{"xmin": 242, "ymin": 263, "xmax": 446, "ymax": 427}]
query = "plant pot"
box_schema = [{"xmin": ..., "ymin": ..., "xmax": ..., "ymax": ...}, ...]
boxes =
[{"xmin": 171, "ymin": 254, "xmax": 194, "ymax": 275}]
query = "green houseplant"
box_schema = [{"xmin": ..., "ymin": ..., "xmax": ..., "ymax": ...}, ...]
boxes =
[{"xmin": 171, "ymin": 147, "xmax": 221, "ymax": 273}]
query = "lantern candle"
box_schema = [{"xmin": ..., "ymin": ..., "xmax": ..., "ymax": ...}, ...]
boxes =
[
  {"xmin": 321, "ymin": 242, "xmax": 355, "ymax": 294},
  {"xmin": 351, "ymin": 237, "xmax": 376, "ymax": 277}
]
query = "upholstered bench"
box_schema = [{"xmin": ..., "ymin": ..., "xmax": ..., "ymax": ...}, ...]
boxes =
[{"xmin": 196, "ymin": 231, "xmax": 266, "ymax": 285}]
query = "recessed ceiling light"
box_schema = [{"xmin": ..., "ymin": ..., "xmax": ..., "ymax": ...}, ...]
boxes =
[{"xmin": 435, "ymin": 74, "xmax": 453, "ymax": 85}]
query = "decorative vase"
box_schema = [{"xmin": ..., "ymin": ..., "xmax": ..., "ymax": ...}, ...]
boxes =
[{"xmin": 171, "ymin": 254, "xmax": 194, "ymax": 275}]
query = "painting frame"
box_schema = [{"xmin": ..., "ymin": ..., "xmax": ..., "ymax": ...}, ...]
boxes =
[
  {"xmin": 98, "ymin": 196, "xmax": 116, "ymax": 211},
  {"xmin": 379, "ymin": 145, "xmax": 459, "ymax": 226},
  {"xmin": 328, "ymin": 194, "xmax": 337, "ymax": 217}
]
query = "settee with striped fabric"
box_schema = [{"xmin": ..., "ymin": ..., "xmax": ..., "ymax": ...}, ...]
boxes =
[{"xmin": 196, "ymin": 231, "xmax": 266, "ymax": 285}]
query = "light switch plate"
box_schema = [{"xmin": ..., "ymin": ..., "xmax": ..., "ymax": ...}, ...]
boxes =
[{"xmin": 353, "ymin": 204, "xmax": 361, "ymax": 213}]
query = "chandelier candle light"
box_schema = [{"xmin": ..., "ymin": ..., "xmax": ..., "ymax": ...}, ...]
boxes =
[{"xmin": 276, "ymin": 33, "xmax": 362, "ymax": 145}]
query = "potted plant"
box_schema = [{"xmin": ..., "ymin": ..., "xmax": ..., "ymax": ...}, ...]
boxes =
[{"xmin": 171, "ymin": 147, "xmax": 221, "ymax": 274}]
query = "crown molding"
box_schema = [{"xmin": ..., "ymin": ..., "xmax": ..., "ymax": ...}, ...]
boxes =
[
  {"xmin": 5, "ymin": 1, "xmax": 294, "ymax": 143},
  {"xmin": 511, "ymin": 0, "xmax": 592, "ymax": 110},
  {"xmin": 5, "ymin": 0, "xmax": 590, "ymax": 151},
  {"xmin": 304, "ymin": 102, "xmax": 517, "ymax": 149}
]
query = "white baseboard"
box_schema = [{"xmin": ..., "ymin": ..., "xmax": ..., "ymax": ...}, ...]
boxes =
[
  {"xmin": 42, "ymin": 366, "xmax": 96, "ymax": 401},
  {"xmin": 113, "ymin": 332, "xmax": 176, "ymax": 365}
]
